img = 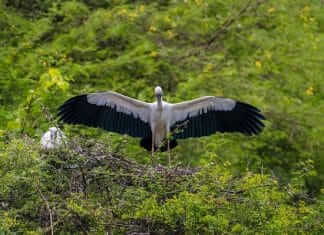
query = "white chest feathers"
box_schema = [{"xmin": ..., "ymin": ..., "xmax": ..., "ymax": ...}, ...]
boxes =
[{"xmin": 150, "ymin": 102, "xmax": 171, "ymax": 146}]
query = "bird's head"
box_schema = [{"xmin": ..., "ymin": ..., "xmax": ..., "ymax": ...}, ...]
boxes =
[
  {"xmin": 49, "ymin": 127, "xmax": 58, "ymax": 132},
  {"xmin": 49, "ymin": 127, "xmax": 58, "ymax": 140},
  {"xmin": 155, "ymin": 86, "xmax": 163, "ymax": 97}
]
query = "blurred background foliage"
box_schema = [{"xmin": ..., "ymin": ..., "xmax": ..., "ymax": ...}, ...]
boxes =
[{"xmin": 0, "ymin": 0, "xmax": 323, "ymax": 233}]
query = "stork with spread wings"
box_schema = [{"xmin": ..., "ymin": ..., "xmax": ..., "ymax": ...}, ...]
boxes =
[{"xmin": 58, "ymin": 86, "xmax": 265, "ymax": 164}]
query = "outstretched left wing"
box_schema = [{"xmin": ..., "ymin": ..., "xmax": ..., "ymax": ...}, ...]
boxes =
[
  {"xmin": 58, "ymin": 91, "xmax": 152, "ymax": 138},
  {"xmin": 170, "ymin": 96, "xmax": 265, "ymax": 138}
]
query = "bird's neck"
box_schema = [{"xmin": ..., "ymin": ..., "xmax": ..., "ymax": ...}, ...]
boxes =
[{"xmin": 157, "ymin": 96, "xmax": 163, "ymax": 110}]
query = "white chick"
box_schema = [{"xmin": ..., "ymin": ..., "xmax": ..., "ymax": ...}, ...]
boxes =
[{"xmin": 40, "ymin": 127, "xmax": 67, "ymax": 150}]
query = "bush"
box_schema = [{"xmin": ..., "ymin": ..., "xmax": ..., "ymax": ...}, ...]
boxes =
[
  {"xmin": 0, "ymin": 137, "xmax": 323, "ymax": 233},
  {"xmin": 1, "ymin": 0, "xmax": 323, "ymax": 233}
]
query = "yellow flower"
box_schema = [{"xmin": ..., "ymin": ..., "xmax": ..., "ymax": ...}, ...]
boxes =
[
  {"xmin": 118, "ymin": 8, "xmax": 127, "ymax": 16},
  {"xmin": 306, "ymin": 86, "xmax": 314, "ymax": 96},
  {"xmin": 129, "ymin": 12, "xmax": 138, "ymax": 19},
  {"xmin": 164, "ymin": 16, "xmax": 171, "ymax": 23},
  {"xmin": 255, "ymin": 61, "xmax": 262, "ymax": 68},
  {"xmin": 224, "ymin": 161, "xmax": 231, "ymax": 167},
  {"xmin": 166, "ymin": 30, "xmax": 175, "ymax": 39},
  {"xmin": 150, "ymin": 51, "xmax": 158, "ymax": 57},
  {"xmin": 268, "ymin": 8, "xmax": 275, "ymax": 13},
  {"xmin": 149, "ymin": 25, "xmax": 157, "ymax": 32},
  {"xmin": 265, "ymin": 51, "xmax": 272, "ymax": 59},
  {"xmin": 203, "ymin": 63, "xmax": 213, "ymax": 72},
  {"xmin": 303, "ymin": 6, "xmax": 311, "ymax": 13}
]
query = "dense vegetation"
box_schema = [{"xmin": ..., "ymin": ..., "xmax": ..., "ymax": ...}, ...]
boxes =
[{"xmin": 0, "ymin": 0, "xmax": 323, "ymax": 233}]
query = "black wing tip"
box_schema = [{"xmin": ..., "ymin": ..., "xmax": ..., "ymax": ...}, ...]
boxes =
[
  {"xmin": 234, "ymin": 102, "xmax": 266, "ymax": 136},
  {"xmin": 56, "ymin": 94, "xmax": 89, "ymax": 122},
  {"xmin": 236, "ymin": 101, "xmax": 266, "ymax": 120},
  {"xmin": 56, "ymin": 94, "xmax": 152, "ymax": 138}
]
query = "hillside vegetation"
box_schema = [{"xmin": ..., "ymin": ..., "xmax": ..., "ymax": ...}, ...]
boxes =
[{"xmin": 0, "ymin": 0, "xmax": 323, "ymax": 234}]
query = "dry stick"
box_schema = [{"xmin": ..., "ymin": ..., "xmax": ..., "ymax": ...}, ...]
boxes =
[
  {"xmin": 43, "ymin": 211, "xmax": 70, "ymax": 233},
  {"xmin": 204, "ymin": 0, "xmax": 269, "ymax": 49},
  {"xmin": 177, "ymin": 0, "xmax": 268, "ymax": 61},
  {"xmin": 37, "ymin": 183, "xmax": 54, "ymax": 235},
  {"xmin": 204, "ymin": 0, "xmax": 255, "ymax": 49}
]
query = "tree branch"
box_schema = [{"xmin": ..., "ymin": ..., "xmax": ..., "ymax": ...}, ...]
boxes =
[{"xmin": 37, "ymin": 182, "xmax": 54, "ymax": 235}]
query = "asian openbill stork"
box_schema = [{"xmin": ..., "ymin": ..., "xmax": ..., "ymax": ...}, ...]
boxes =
[{"xmin": 57, "ymin": 86, "xmax": 265, "ymax": 164}]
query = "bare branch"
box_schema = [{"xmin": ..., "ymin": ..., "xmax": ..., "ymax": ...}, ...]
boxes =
[{"xmin": 37, "ymin": 182, "xmax": 54, "ymax": 235}]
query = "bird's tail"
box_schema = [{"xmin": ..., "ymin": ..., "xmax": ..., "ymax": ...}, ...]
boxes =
[{"xmin": 140, "ymin": 137, "xmax": 178, "ymax": 152}]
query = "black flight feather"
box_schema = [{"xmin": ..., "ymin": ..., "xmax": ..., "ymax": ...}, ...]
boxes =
[
  {"xmin": 171, "ymin": 101, "xmax": 265, "ymax": 139},
  {"xmin": 57, "ymin": 95, "xmax": 151, "ymax": 138}
]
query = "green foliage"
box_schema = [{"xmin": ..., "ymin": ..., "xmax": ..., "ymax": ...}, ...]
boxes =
[
  {"xmin": 0, "ymin": 138, "xmax": 323, "ymax": 234},
  {"xmin": 1, "ymin": 0, "xmax": 324, "ymax": 233}
]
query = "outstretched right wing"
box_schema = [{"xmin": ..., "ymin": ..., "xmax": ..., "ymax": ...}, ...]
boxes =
[
  {"xmin": 170, "ymin": 96, "xmax": 265, "ymax": 138},
  {"xmin": 58, "ymin": 91, "xmax": 152, "ymax": 138}
]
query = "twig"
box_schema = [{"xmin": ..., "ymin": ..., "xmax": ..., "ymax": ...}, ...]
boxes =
[
  {"xmin": 37, "ymin": 183, "xmax": 54, "ymax": 235},
  {"xmin": 177, "ymin": 0, "xmax": 268, "ymax": 61},
  {"xmin": 204, "ymin": 0, "xmax": 254, "ymax": 49}
]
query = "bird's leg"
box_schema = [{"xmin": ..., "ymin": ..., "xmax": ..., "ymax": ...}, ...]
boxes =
[
  {"xmin": 168, "ymin": 138, "xmax": 171, "ymax": 168},
  {"xmin": 151, "ymin": 135, "xmax": 155, "ymax": 166}
]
